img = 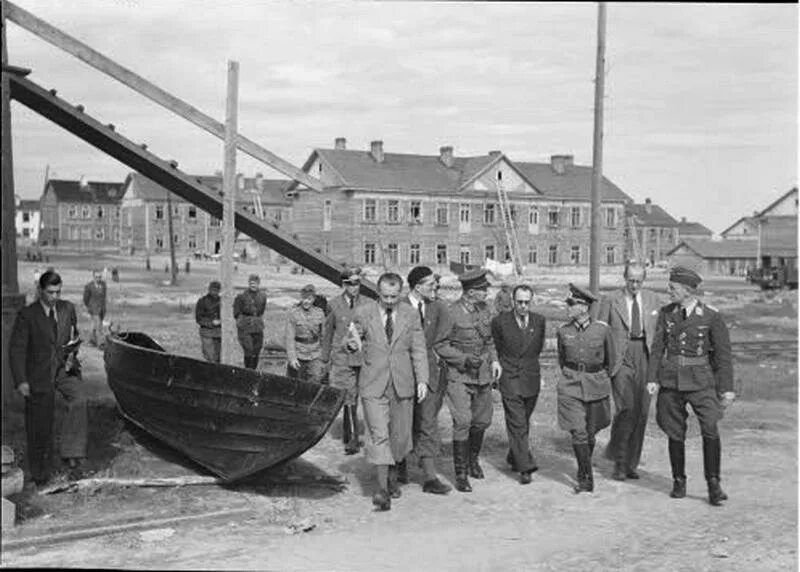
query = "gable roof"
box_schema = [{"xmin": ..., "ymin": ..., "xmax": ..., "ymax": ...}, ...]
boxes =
[
  {"xmin": 669, "ymin": 234, "xmax": 796, "ymax": 259},
  {"xmin": 45, "ymin": 179, "xmax": 126, "ymax": 204},
  {"xmin": 18, "ymin": 199, "xmax": 40, "ymax": 211},
  {"xmin": 626, "ymin": 202, "xmax": 679, "ymax": 227},
  {"xmin": 514, "ymin": 161, "xmax": 632, "ymax": 202},
  {"xmin": 721, "ymin": 186, "xmax": 799, "ymax": 235},
  {"xmin": 124, "ymin": 173, "xmax": 291, "ymax": 206},
  {"xmin": 757, "ymin": 186, "xmax": 798, "ymax": 217},
  {"xmin": 676, "ymin": 220, "xmax": 713, "ymax": 236}
]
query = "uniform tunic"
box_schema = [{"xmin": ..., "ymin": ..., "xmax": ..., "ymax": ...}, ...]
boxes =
[
  {"xmin": 285, "ymin": 304, "xmax": 325, "ymax": 383},
  {"xmin": 556, "ymin": 319, "xmax": 615, "ymax": 444},
  {"xmin": 195, "ymin": 293, "xmax": 221, "ymax": 363},
  {"xmin": 233, "ymin": 289, "xmax": 267, "ymax": 363},
  {"xmin": 648, "ymin": 301, "xmax": 733, "ymax": 441}
]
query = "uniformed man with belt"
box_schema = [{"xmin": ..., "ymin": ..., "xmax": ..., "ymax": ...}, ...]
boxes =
[
  {"xmin": 233, "ymin": 273, "xmax": 267, "ymax": 369},
  {"xmin": 556, "ymin": 284, "xmax": 615, "ymax": 493},
  {"xmin": 646, "ymin": 266, "xmax": 734, "ymax": 506},
  {"xmin": 285, "ymin": 284, "xmax": 326, "ymax": 383},
  {"xmin": 439, "ymin": 268, "xmax": 502, "ymax": 493}
]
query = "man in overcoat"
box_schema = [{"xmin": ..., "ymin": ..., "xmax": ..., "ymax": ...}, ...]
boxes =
[
  {"xmin": 491, "ymin": 284, "xmax": 546, "ymax": 485},
  {"xmin": 82, "ymin": 268, "xmax": 107, "ymax": 348}
]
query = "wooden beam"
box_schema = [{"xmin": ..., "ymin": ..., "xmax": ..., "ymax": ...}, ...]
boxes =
[
  {"xmin": 4, "ymin": 0, "xmax": 324, "ymax": 192},
  {"xmin": 220, "ymin": 61, "xmax": 238, "ymax": 366}
]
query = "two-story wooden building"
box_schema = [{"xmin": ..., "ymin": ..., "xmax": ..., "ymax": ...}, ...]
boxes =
[
  {"xmin": 624, "ymin": 198, "xmax": 680, "ymax": 265},
  {"xmin": 14, "ymin": 196, "xmax": 41, "ymax": 244}
]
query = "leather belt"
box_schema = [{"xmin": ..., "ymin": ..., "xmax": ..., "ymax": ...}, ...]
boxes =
[
  {"xmin": 564, "ymin": 362, "xmax": 604, "ymax": 373},
  {"xmin": 670, "ymin": 355, "xmax": 709, "ymax": 366},
  {"xmin": 629, "ymin": 336, "xmax": 646, "ymax": 341},
  {"xmin": 294, "ymin": 336, "xmax": 318, "ymax": 343}
]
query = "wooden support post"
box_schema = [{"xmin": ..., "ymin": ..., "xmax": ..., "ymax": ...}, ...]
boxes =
[
  {"xmin": 220, "ymin": 61, "xmax": 238, "ymax": 366},
  {"xmin": 589, "ymin": 2, "xmax": 606, "ymax": 294},
  {"xmin": 166, "ymin": 190, "xmax": 178, "ymax": 285}
]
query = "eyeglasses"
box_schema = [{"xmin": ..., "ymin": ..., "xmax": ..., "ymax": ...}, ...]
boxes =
[
  {"xmin": 515, "ymin": 300, "xmax": 531, "ymax": 305},
  {"xmin": 626, "ymin": 279, "xmax": 643, "ymax": 284}
]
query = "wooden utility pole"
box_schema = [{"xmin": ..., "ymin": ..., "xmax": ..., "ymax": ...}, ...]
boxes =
[
  {"xmin": 589, "ymin": 2, "xmax": 607, "ymax": 294},
  {"xmin": 166, "ymin": 190, "xmax": 177, "ymax": 284},
  {"xmin": 220, "ymin": 61, "xmax": 239, "ymax": 365}
]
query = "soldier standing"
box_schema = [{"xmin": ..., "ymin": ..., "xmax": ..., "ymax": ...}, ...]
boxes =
[
  {"xmin": 233, "ymin": 274, "xmax": 267, "ymax": 369},
  {"xmin": 439, "ymin": 268, "xmax": 502, "ymax": 493},
  {"xmin": 285, "ymin": 284, "xmax": 326, "ymax": 383},
  {"xmin": 195, "ymin": 280, "xmax": 222, "ymax": 363},
  {"xmin": 646, "ymin": 266, "xmax": 734, "ymax": 506},
  {"xmin": 556, "ymin": 284, "xmax": 615, "ymax": 494}
]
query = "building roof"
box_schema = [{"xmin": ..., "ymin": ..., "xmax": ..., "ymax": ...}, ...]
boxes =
[
  {"xmin": 720, "ymin": 186, "xmax": 798, "ymax": 235},
  {"xmin": 124, "ymin": 172, "xmax": 291, "ymax": 206},
  {"xmin": 676, "ymin": 220, "xmax": 713, "ymax": 236},
  {"xmin": 513, "ymin": 161, "xmax": 631, "ymax": 202},
  {"xmin": 18, "ymin": 199, "xmax": 40, "ymax": 212},
  {"xmin": 756, "ymin": 186, "xmax": 798, "ymax": 217},
  {"xmin": 668, "ymin": 235, "xmax": 796, "ymax": 259},
  {"xmin": 625, "ymin": 201, "xmax": 679, "ymax": 227},
  {"xmin": 45, "ymin": 179, "xmax": 126, "ymax": 204}
]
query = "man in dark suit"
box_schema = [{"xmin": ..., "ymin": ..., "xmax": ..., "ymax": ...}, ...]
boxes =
[
  {"xmin": 10, "ymin": 270, "xmax": 88, "ymax": 485},
  {"xmin": 82, "ymin": 268, "xmax": 107, "ymax": 348},
  {"xmin": 491, "ymin": 284, "xmax": 546, "ymax": 484}
]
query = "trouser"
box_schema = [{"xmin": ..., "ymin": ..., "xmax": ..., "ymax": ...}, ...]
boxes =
[
  {"xmin": 415, "ymin": 378, "xmax": 448, "ymax": 461},
  {"xmin": 656, "ymin": 387, "xmax": 721, "ymax": 441},
  {"xmin": 286, "ymin": 358, "xmax": 326, "ymax": 384},
  {"xmin": 200, "ymin": 336, "xmax": 221, "ymax": 363},
  {"xmin": 25, "ymin": 374, "xmax": 88, "ymax": 482},
  {"xmin": 445, "ymin": 381, "xmax": 493, "ymax": 441},
  {"xmin": 238, "ymin": 331, "xmax": 264, "ymax": 369},
  {"xmin": 361, "ymin": 384, "xmax": 414, "ymax": 466},
  {"xmin": 501, "ymin": 392, "xmax": 540, "ymax": 473},
  {"xmin": 607, "ymin": 340, "xmax": 650, "ymax": 469},
  {"xmin": 558, "ymin": 395, "xmax": 611, "ymax": 446},
  {"xmin": 329, "ymin": 362, "xmax": 360, "ymax": 406},
  {"xmin": 89, "ymin": 313, "xmax": 105, "ymax": 347}
]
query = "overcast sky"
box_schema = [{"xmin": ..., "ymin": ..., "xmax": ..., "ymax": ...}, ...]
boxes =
[{"xmin": 7, "ymin": 1, "xmax": 797, "ymax": 233}]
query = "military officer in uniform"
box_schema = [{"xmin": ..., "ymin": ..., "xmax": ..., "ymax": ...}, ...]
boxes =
[
  {"xmin": 646, "ymin": 266, "xmax": 734, "ymax": 506},
  {"xmin": 321, "ymin": 267, "xmax": 372, "ymax": 454},
  {"xmin": 233, "ymin": 274, "xmax": 267, "ymax": 369},
  {"xmin": 439, "ymin": 268, "xmax": 502, "ymax": 492},
  {"xmin": 556, "ymin": 284, "xmax": 615, "ymax": 493},
  {"xmin": 285, "ymin": 284, "xmax": 326, "ymax": 383}
]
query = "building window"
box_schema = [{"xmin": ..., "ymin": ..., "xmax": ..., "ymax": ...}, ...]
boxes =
[
  {"xmin": 528, "ymin": 245, "xmax": 538, "ymax": 264},
  {"xmin": 112, "ymin": 227, "xmax": 120, "ymax": 241},
  {"xmin": 155, "ymin": 235, "xmax": 164, "ymax": 249},
  {"xmin": 409, "ymin": 243, "xmax": 420, "ymax": 265},
  {"xmin": 529, "ymin": 206, "xmax": 539, "ymax": 225},
  {"xmin": 483, "ymin": 203, "xmax": 496, "ymax": 225},
  {"xmin": 97, "ymin": 206, "xmax": 104, "ymax": 219},
  {"xmin": 95, "ymin": 227, "xmax": 105, "ymax": 240},
  {"xmin": 605, "ymin": 207, "xmax": 616, "ymax": 228},
  {"xmin": 22, "ymin": 228, "xmax": 30, "ymax": 237},
  {"xmin": 82, "ymin": 205, "xmax": 92, "ymax": 219},
  {"xmin": 548, "ymin": 244, "xmax": 558, "ymax": 265},
  {"xmin": 114, "ymin": 206, "xmax": 121, "ymax": 219},
  {"xmin": 570, "ymin": 207, "xmax": 581, "ymax": 228},
  {"xmin": 173, "ymin": 233, "xmax": 180, "ymax": 247},
  {"xmin": 436, "ymin": 203, "xmax": 448, "ymax": 226},
  {"xmin": 22, "ymin": 212, "xmax": 30, "ymax": 223},
  {"xmin": 548, "ymin": 208, "xmax": 559, "ymax": 227},
  {"xmin": 460, "ymin": 245, "xmax": 471, "ymax": 265},
  {"xmin": 273, "ymin": 209, "xmax": 283, "ymax": 223},
  {"xmin": 188, "ymin": 235, "xmax": 197, "ymax": 249},
  {"xmin": 485, "ymin": 244, "xmax": 495, "ymax": 261},
  {"xmin": 459, "ymin": 203, "xmax": 471, "ymax": 223},
  {"xmin": 173, "ymin": 205, "xmax": 180, "ymax": 217},
  {"xmin": 570, "ymin": 245, "xmax": 581, "ymax": 264},
  {"xmin": 70, "ymin": 227, "xmax": 80, "ymax": 240},
  {"xmin": 68, "ymin": 205, "xmax": 78, "ymax": 218},
  {"xmin": 409, "ymin": 201, "xmax": 422, "ymax": 224},
  {"xmin": 155, "ymin": 205, "xmax": 164, "ymax": 220},
  {"xmin": 649, "ymin": 228, "xmax": 657, "ymax": 241},
  {"xmin": 387, "ymin": 200, "xmax": 400, "ymax": 224},
  {"xmin": 209, "ymin": 215, "xmax": 220, "ymax": 227},
  {"xmin": 188, "ymin": 206, "xmax": 197, "ymax": 220},
  {"xmin": 436, "ymin": 244, "xmax": 447, "ymax": 264},
  {"xmin": 605, "ymin": 246, "xmax": 616, "ymax": 265},
  {"xmin": 386, "ymin": 243, "xmax": 398, "ymax": 265},
  {"xmin": 497, "ymin": 170, "xmax": 503, "ymax": 181},
  {"xmin": 323, "ymin": 200, "xmax": 332, "ymax": 231},
  {"xmin": 363, "ymin": 199, "xmax": 377, "ymax": 222},
  {"xmin": 364, "ymin": 242, "xmax": 376, "ymax": 264}
]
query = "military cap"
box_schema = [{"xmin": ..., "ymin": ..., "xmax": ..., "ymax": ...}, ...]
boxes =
[
  {"xmin": 248, "ymin": 273, "xmax": 260, "ymax": 283},
  {"xmin": 208, "ymin": 280, "xmax": 221, "ymax": 290},
  {"xmin": 566, "ymin": 283, "xmax": 597, "ymax": 305},
  {"xmin": 340, "ymin": 266, "xmax": 362, "ymax": 284},
  {"xmin": 459, "ymin": 268, "xmax": 490, "ymax": 291},
  {"xmin": 669, "ymin": 266, "xmax": 702, "ymax": 289},
  {"xmin": 407, "ymin": 266, "xmax": 434, "ymax": 289},
  {"xmin": 300, "ymin": 284, "xmax": 316, "ymax": 297}
]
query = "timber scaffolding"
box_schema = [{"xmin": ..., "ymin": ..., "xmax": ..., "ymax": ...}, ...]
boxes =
[{"xmin": 3, "ymin": 1, "xmax": 378, "ymax": 298}]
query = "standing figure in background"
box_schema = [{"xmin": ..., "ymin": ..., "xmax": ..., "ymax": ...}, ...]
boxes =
[
  {"xmin": 233, "ymin": 274, "xmax": 267, "ymax": 369},
  {"xmin": 195, "ymin": 280, "xmax": 222, "ymax": 363},
  {"xmin": 83, "ymin": 268, "xmax": 107, "ymax": 349},
  {"xmin": 556, "ymin": 284, "xmax": 615, "ymax": 494},
  {"xmin": 598, "ymin": 262, "xmax": 661, "ymax": 480},
  {"xmin": 647, "ymin": 266, "xmax": 734, "ymax": 506},
  {"xmin": 321, "ymin": 267, "xmax": 372, "ymax": 455},
  {"xmin": 9, "ymin": 270, "xmax": 88, "ymax": 485},
  {"xmin": 285, "ymin": 284, "xmax": 326, "ymax": 383},
  {"xmin": 493, "ymin": 281, "xmax": 514, "ymax": 316}
]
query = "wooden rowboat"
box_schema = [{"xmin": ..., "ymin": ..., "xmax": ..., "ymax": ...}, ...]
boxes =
[{"xmin": 104, "ymin": 332, "xmax": 345, "ymax": 482}]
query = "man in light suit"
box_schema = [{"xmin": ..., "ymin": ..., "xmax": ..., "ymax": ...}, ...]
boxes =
[
  {"xmin": 597, "ymin": 262, "xmax": 661, "ymax": 480},
  {"xmin": 347, "ymin": 272, "xmax": 429, "ymax": 511},
  {"xmin": 491, "ymin": 284, "xmax": 546, "ymax": 485}
]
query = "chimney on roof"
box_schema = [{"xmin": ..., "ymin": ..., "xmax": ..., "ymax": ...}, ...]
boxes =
[
  {"xmin": 334, "ymin": 137, "xmax": 346, "ymax": 150},
  {"xmin": 488, "ymin": 150, "xmax": 502, "ymax": 158},
  {"xmin": 681, "ymin": 216, "xmax": 687, "ymax": 223},
  {"xmin": 439, "ymin": 146, "xmax": 454, "ymax": 168},
  {"xmin": 644, "ymin": 197, "xmax": 652, "ymax": 215},
  {"xmin": 550, "ymin": 155, "xmax": 573, "ymax": 175},
  {"xmin": 255, "ymin": 172, "xmax": 263, "ymax": 192},
  {"xmin": 370, "ymin": 140, "xmax": 384, "ymax": 163},
  {"xmin": 79, "ymin": 175, "xmax": 88, "ymax": 190}
]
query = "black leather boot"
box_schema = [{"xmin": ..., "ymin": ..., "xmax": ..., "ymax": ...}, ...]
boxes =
[
  {"xmin": 453, "ymin": 440, "xmax": 472, "ymax": 492},
  {"xmin": 388, "ymin": 465, "xmax": 402, "ymax": 499},
  {"xmin": 345, "ymin": 404, "xmax": 361, "ymax": 455},
  {"xmin": 396, "ymin": 459, "xmax": 409, "ymax": 484},
  {"xmin": 703, "ymin": 437, "xmax": 728, "ymax": 506},
  {"xmin": 573, "ymin": 444, "xmax": 593, "ymax": 493},
  {"xmin": 342, "ymin": 405, "xmax": 352, "ymax": 447},
  {"xmin": 468, "ymin": 428, "xmax": 485, "ymax": 479},
  {"xmin": 668, "ymin": 439, "xmax": 687, "ymax": 498}
]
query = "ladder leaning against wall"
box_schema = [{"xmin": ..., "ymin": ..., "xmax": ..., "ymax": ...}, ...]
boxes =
[{"xmin": 495, "ymin": 179, "xmax": 523, "ymax": 276}]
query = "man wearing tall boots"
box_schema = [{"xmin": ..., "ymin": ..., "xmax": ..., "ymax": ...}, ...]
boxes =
[
  {"xmin": 491, "ymin": 284, "xmax": 546, "ymax": 485},
  {"xmin": 322, "ymin": 267, "xmax": 371, "ymax": 455},
  {"xmin": 556, "ymin": 284, "xmax": 615, "ymax": 493},
  {"xmin": 647, "ymin": 266, "xmax": 734, "ymax": 506},
  {"xmin": 597, "ymin": 262, "xmax": 661, "ymax": 480},
  {"xmin": 398, "ymin": 266, "xmax": 458, "ymax": 495},
  {"xmin": 233, "ymin": 274, "xmax": 267, "ymax": 369},
  {"xmin": 346, "ymin": 273, "xmax": 429, "ymax": 511},
  {"xmin": 439, "ymin": 269, "xmax": 502, "ymax": 492}
]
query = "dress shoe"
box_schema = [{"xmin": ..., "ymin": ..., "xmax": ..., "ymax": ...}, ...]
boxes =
[
  {"xmin": 519, "ymin": 471, "xmax": 532, "ymax": 485},
  {"xmin": 372, "ymin": 489, "xmax": 391, "ymax": 511},
  {"xmin": 626, "ymin": 469, "xmax": 640, "ymax": 480},
  {"xmin": 422, "ymin": 478, "xmax": 451, "ymax": 495},
  {"xmin": 670, "ymin": 477, "xmax": 687, "ymax": 499}
]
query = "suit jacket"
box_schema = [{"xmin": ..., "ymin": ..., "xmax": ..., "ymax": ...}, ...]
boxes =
[
  {"xmin": 351, "ymin": 301, "xmax": 429, "ymax": 399},
  {"xmin": 597, "ymin": 288, "xmax": 661, "ymax": 377},
  {"xmin": 9, "ymin": 299, "xmax": 79, "ymax": 393},
  {"xmin": 83, "ymin": 280, "xmax": 107, "ymax": 316},
  {"xmin": 400, "ymin": 296, "xmax": 459, "ymax": 392},
  {"xmin": 490, "ymin": 311, "xmax": 546, "ymax": 397}
]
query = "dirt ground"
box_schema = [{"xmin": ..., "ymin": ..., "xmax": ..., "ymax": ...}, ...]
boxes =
[{"xmin": 1, "ymin": 251, "xmax": 797, "ymax": 571}]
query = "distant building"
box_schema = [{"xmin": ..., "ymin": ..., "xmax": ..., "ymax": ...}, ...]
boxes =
[
  {"xmin": 676, "ymin": 217, "xmax": 713, "ymax": 241},
  {"xmin": 15, "ymin": 196, "xmax": 41, "ymax": 243},
  {"xmin": 720, "ymin": 186, "xmax": 798, "ymax": 240},
  {"xmin": 39, "ymin": 177, "xmax": 126, "ymax": 249},
  {"xmin": 667, "ymin": 239, "xmax": 760, "ymax": 276},
  {"xmin": 288, "ymin": 139, "xmax": 632, "ymax": 271},
  {"xmin": 625, "ymin": 198, "xmax": 680, "ymax": 265}
]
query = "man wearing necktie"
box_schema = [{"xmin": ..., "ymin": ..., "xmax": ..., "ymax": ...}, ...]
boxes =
[
  {"xmin": 346, "ymin": 273, "xmax": 429, "ymax": 511},
  {"xmin": 597, "ymin": 262, "xmax": 662, "ymax": 480},
  {"xmin": 9, "ymin": 270, "xmax": 88, "ymax": 486}
]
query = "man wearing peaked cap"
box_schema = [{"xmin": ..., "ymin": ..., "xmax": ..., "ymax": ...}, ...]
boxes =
[
  {"xmin": 233, "ymin": 273, "xmax": 267, "ymax": 369},
  {"xmin": 285, "ymin": 284, "xmax": 326, "ymax": 384},
  {"xmin": 459, "ymin": 268, "xmax": 491, "ymax": 291},
  {"xmin": 669, "ymin": 266, "xmax": 702, "ymax": 289},
  {"xmin": 567, "ymin": 283, "xmax": 598, "ymax": 305}
]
